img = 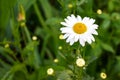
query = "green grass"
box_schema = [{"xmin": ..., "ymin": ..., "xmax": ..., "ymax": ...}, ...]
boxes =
[{"xmin": 0, "ymin": 0, "xmax": 120, "ymax": 80}]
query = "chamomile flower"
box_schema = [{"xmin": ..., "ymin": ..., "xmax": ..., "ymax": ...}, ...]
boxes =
[
  {"xmin": 76, "ymin": 58, "xmax": 85, "ymax": 67},
  {"xmin": 60, "ymin": 14, "xmax": 98, "ymax": 46},
  {"xmin": 47, "ymin": 68, "xmax": 54, "ymax": 75},
  {"xmin": 100, "ymin": 72, "xmax": 107, "ymax": 79}
]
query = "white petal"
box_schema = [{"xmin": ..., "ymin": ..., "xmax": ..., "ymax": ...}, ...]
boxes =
[
  {"xmin": 92, "ymin": 24, "xmax": 98, "ymax": 29},
  {"xmin": 67, "ymin": 16, "xmax": 73, "ymax": 21},
  {"xmin": 80, "ymin": 34, "xmax": 87, "ymax": 42},
  {"xmin": 86, "ymin": 38, "xmax": 92, "ymax": 44},
  {"xmin": 69, "ymin": 39, "xmax": 75, "ymax": 45},
  {"xmin": 71, "ymin": 14, "xmax": 77, "ymax": 22},
  {"xmin": 60, "ymin": 27, "xmax": 73, "ymax": 33},
  {"xmin": 66, "ymin": 38, "xmax": 70, "ymax": 43},
  {"xmin": 82, "ymin": 17, "xmax": 90, "ymax": 23},
  {"xmin": 63, "ymin": 33, "xmax": 70, "ymax": 39},
  {"xmin": 64, "ymin": 18, "xmax": 69, "ymax": 23},
  {"xmin": 67, "ymin": 15, "xmax": 76, "ymax": 24},
  {"xmin": 92, "ymin": 30, "xmax": 98, "ymax": 35},
  {"xmin": 90, "ymin": 34, "xmax": 95, "ymax": 41},
  {"xmin": 77, "ymin": 15, "xmax": 82, "ymax": 21},
  {"xmin": 60, "ymin": 27, "xmax": 69, "ymax": 30},
  {"xmin": 64, "ymin": 19, "xmax": 73, "ymax": 27},
  {"xmin": 79, "ymin": 39, "xmax": 85, "ymax": 46},
  {"xmin": 68, "ymin": 34, "xmax": 75, "ymax": 40},
  {"xmin": 74, "ymin": 35, "xmax": 79, "ymax": 42},
  {"xmin": 89, "ymin": 18, "xmax": 95, "ymax": 24},
  {"xmin": 60, "ymin": 22, "xmax": 70, "ymax": 27},
  {"xmin": 83, "ymin": 18, "xmax": 95, "ymax": 28},
  {"xmin": 66, "ymin": 34, "xmax": 74, "ymax": 43}
]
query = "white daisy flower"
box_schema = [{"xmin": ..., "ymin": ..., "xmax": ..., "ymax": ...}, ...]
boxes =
[{"xmin": 60, "ymin": 14, "xmax": 98, "ymax": 46}]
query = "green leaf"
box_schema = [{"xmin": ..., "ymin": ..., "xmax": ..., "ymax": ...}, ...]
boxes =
[
  {"xmin": 101, "ymin": 42, "xmax": 115, "ymax": 53},
  {"xmin": 39, "ymin": 0, "xmax": 52, "ymax": 18},
  {"xmin": 22, "ymin": 41, "xmax": 39, "ymax": 55},
  {"xmin": 46, "ymin": 17, "xmax": 62, "ymax": 26},
  {"xmin": 12, "ymin": 71, "xmax": 27, "ymax": 80},
  {"xmin": 0, "ymin": 46, "xmax": 15, "ymax": 64},
  {"xmin": 108, "ymin": 0, "xmax": 114, "ymax": 12},
  {"xmin": 101, "ymin": 19, "xmax": 111, "ymax": 29},
  {"xmin": 0, "ymin": 0, "xmax": 17, "ymax": 28},
  {"xmin": 19, "ymin": 0, "xmax": 36, "ymax": 10},
  {"xmin": 22, "ymin": 41, "xmax": 40, "ymax": 68},
  {"xmin": 114, "ymin": 56, "xmax": 120, "ymax": 73},
  {"xmin": 57, "ymin": 70, "xmax": 73, "ymax": 80},
  {"xmin": 98, "ymin": 13, "xmax": 110, "ymax": 19}
]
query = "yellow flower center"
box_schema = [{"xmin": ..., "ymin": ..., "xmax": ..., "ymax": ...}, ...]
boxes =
[
  {"xmin": 100, "ymin": 72, "xmax": 107, "ymax": 79},
  {"xmin": 73, "ymin": 23, "xmax": 87, "ymax": 34}
]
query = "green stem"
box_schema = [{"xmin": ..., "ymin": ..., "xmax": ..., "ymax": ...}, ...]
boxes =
[
  {"xmin": 22, "ymin": 25, "xmax": 41, "ymax": 68},
  {"xmin": 76, "ymin": 0, "xmax": 78, "ymax": 14},
  {"xmin": 40, "ymin": 35, "xmax": 50, "ymax": 64},
  {"xmin": 78, "ymin": 68, "xmax": 82, "ymax": 80},
  {"xmin": 23, "ymin": 25, "xmax": 32, "ymax": 43},
  {"xmin": 33, "ymin": 2, "xmax": 48, "ymax": 31},
  {"xmin": 10, "ymin": 8, "xmax": 24, "ymax": 62},
  {"xmin": 76, "ymin": 46, "xmax": 82, "ymax": 58},
  {"xmin": 82, "ymin": 46, "xmax": 86, "ymax": 59},
  {"xmin": 45, "ymin": 47, "xmax": 54, "ymax": 60}
]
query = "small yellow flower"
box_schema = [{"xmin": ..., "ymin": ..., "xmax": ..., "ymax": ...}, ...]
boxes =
[
  {"xmin": 4, "ymin": 44, "xmax": 9, "ymax": 48},
  {"xmin": 54, "ymin": 59, "xmax": 59, "ymax": 63},
  {"xmin": 97, "ymin": 9, "xmax": 102, "ymax": 14},
  {"xmin": 100, "ymin": 72, "xmax": 107, "ymax": 79},
  {"xmin": 58, "ymin": 46, "xmax": 62, "ymax": 50},
  {"xmin": 32, "ymin": 36, "xmax": 37, "ymax": 41},
  {"xmin": 47, "ymin": 68, "xmax": 54, "ymax": 75},
  {"xmin": 76, "ymin": 58, "xmax": 85, "ymax": 67},
  {"xmin": 59, "ymin": 34, "xmax": 64, "ymax": 40},
  {"xmin": 68, "ymin": 4, "xmax": 73, "ymax": 8}
]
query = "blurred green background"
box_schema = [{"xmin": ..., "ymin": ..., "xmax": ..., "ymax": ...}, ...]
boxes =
[{"xmin": 0, "ymin": 0, "xmax": 120, "ymax": 80}]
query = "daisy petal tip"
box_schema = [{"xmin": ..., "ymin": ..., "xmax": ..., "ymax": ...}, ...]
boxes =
[
  {"xmin": 93, "ymin": 40, "xmax": 95, "ymax": 42},
  {"xmin": 60, "ymin": 23, "xmax": 64, "ymax": 26},
  {"xmin": 60, "ymin": 22, "xmax": 63, "ymax": 24},
  {"xmin": 69, "ymin": 41, "xmax": 74, "ymax": 45},
  {"xmin": 81, "ymin": 44, "xmax": 85, "ymax": 47},
  {"xmin": 71, "ymin": 14, "xmax": 74, "ymax": 16},
  {"xmin": 95, "ymin": 33, "xmax": 98, "ymax": 35},
  {"xmin": 80, "ymin": 42, "xmax": 85, "ymax": 47},
  {"xmin": 60, "ymin": 28, "xmax": 63, "ymax": 31},
  {"xmin": 70, "ymin": 43, "xmax": 73, "ymax": 46},
  {"xmin": 60, "ymin": 22, "xmax": 64, "ymax": 24}
]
